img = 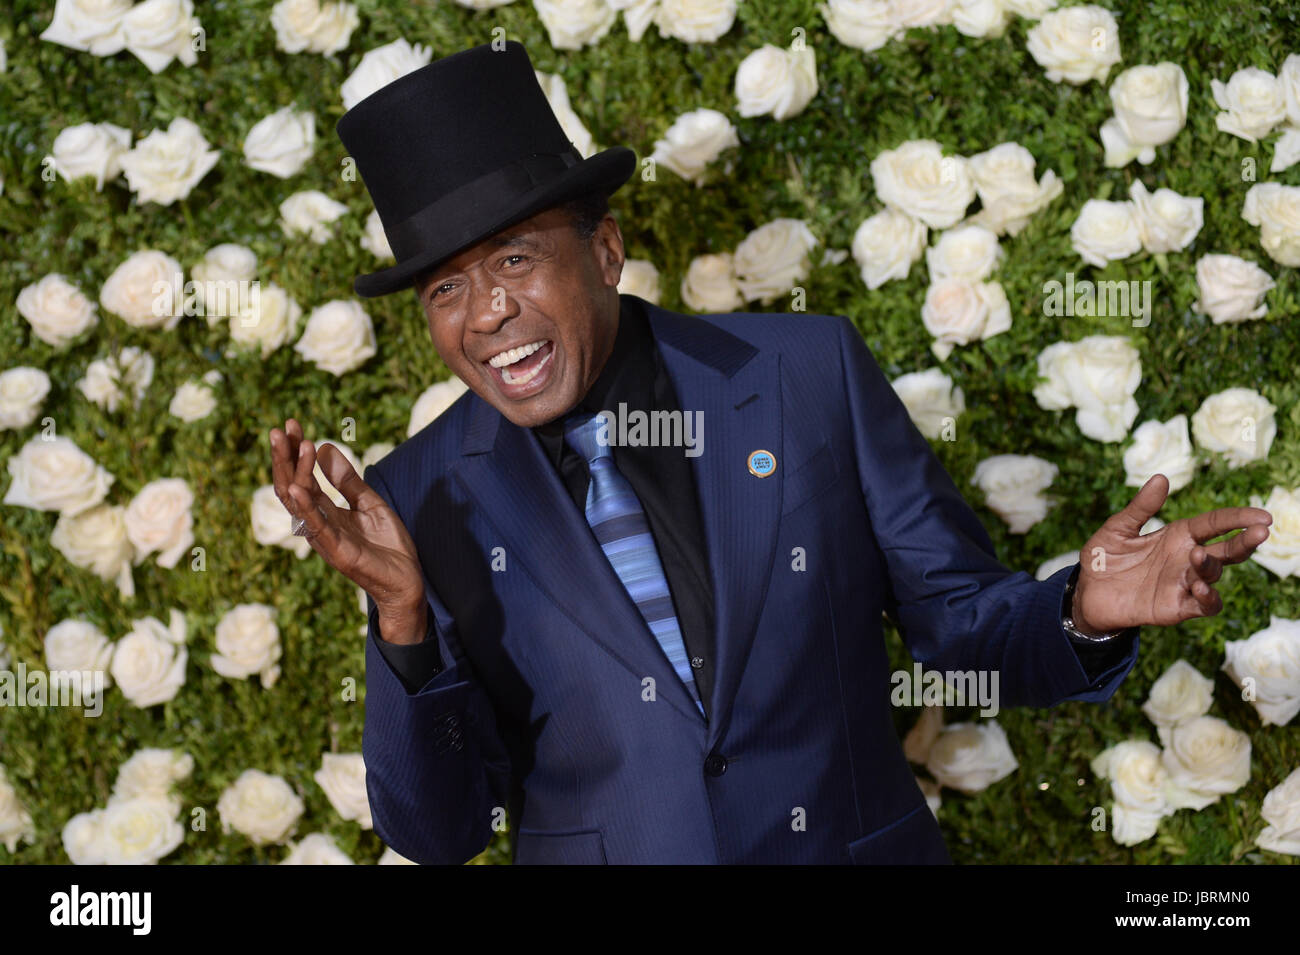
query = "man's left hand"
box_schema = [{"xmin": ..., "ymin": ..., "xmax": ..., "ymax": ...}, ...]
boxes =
[{"xmin": 1072, "ymin": 473, "xmax": 1273, "ymax": 635}]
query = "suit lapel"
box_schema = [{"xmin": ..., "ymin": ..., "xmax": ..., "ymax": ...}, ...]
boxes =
[{"xmin": 643, "ymin": 302, "xmax": 784, "ymax": 747}]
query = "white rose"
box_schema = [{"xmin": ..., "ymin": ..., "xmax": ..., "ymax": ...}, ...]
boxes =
[
  {"xmin": 734, "ymin": 45, "xmax": 818, "ymax": 121},
  {"xmin": 62, "ymin": 809, "xmax": 107, "ymax": 864},
  {"xmin": 1032, "ymin": 335, "xmax": 1141, "ymax": 443},
  {"xmin": 732, "ymin": 218, "xmax": 818, "ymax": 304},
  {"xmin": 617, "ymin": 259, "xmax": 662, "ymax": 303},
  {"xmin": 534, "ymin": 71, "xmax": 597, "ymax": 160},
  {"xmin": 361, "ymin": 209, "xmax": 394, "ymax": 261},
  {"xmin": 1002, "ymin": 0, "xmax": 1056, "ymax": 16},
  {"xmin": 533, "ymin": 0, "xmax": 617, "ymax": 51},
  {"xmin": 169, "ymin": 379, "xmax": 217, "ymax": 422},
  {"xmin": 1140, "ymin": 659, "xmax": 1214, "ymax": 744},
  {"xmin": 1191, "ymin": 387, "xmax": 1276, "ymax": 469},
  {"xmin": 1222, "ymin": 615, "xmax": 1300, "ymax": 726},
  {"xmin": 294, "ymin": 299, "xmax": 376, "ymax": 375},
  {"xmin": 121, "ymin": 0, "xmax": 201, "ymax": 73},
  {"xmin": 120, "ymin": 117, "xmax": 219, "ymax": 204},
  {"xmin": 1257, "ymin": 767, "xmax": 1300, "ymax": 855},
  {"xmin": 50, "ymin": 504, "xmax": 136, "ymax": 598},
  {"xmin": 1241, "ymin": 182, "xmax": 1300, "ymax": 267},
  {"xmin": 891, "ymin": 367, "xmax": 965, "ymax": 440},
  {"xmin": 378, "ymin": 846, "xmax": 417, "ymax": 864},
  {"xmin": 243, "ymin": 106, "xmax": 315, "ymax": 178},
  {"xmin": 281, "ymin": 832, "xmax": 354, "ymax": 864},
  {"xmin": 0, "ymin": 367, "xmax": 51, "ymax": 430},
  {"xmin": 77, "ymin": 347, "xmax": 155, "ymax": 412},
  {"xmin": 1194, "ymin": 253, "xmax": 1274, "ymax": 324},
  {"xmin": 16, "ymin": 274, "xmax": 100, "ymax": 348},
  {"xmin": 362, "ymin": 442, "xmax": 395, "ymax": 469},
  {"xmin": 1161, "ymin": 715, "xmax": 1251, "ymax": 810},
  {"xmin": 0, "ymin": 766, "xmax": 35, "ymax": 853},
  {"xmin": 217, "ymin": 769, "xmax": 304, "ymax": 845},
  {"xmin": 681, "ymin": 252, "xmax": 743, "ymax": 312},
  {"xmin": 1212, "ymin": 67, "xmax": 1287, "ymax": 142},
  {"xmin": 408, "ymin": 377, "xmax": 470, "ymax": 437},
  {"xmin": 653, "ymin": 0, "xmax": 736, "ymax": 42},
  {"xmin": 952, "ymin": 0, "xmax": 1011, "ymax": 38},
  {"xmin": 1091, "ymin": 740, "xmax": 1173, "ymax": 842},
  {"xmin": 611, "ymin": 0, "xmax": 657, "ymax": 41},
  {"xmin": 110, "ymin": 609, "xmax": 188, "ymax": 708},
  {"xmin": 250, "ymin": 484, "xmax": 312, "ymax": 558},
  {"xmin": 111, "ymin": 748, "xmax": 193, "ymax": 814},
  {"xmin": 926, "ymin": 225, "xmax": 1002, "ymax": 281},
  {"xmin": 965, "ymin": 142, "xmax": 1063, "ymax": 236},
  {"xmin": 1035, "ymin": 550, "xmax": 1079, "ymax": 580},
  {"xmin": 1249, "ymin": 486, "xmax": 1300, "ymax": 579},
  {"xmin": 1025, "ymin": 5, "xmax": 1121, "ymax": 85},
  {"xmin": 125, "ymin": 477, "xmax": 194, "ymax": 569},
  {"xmin": 1102, "ymin": 63, "xmax": 1189, "ymax": 167},
  {"xmin": 1271, "ymin": 127, "xmax": 1300, "ymax": 174},
  {"xmin": 924, "ymin": 720, "xmax": 1019, "ymax": 794},
  {"xmin": 1071, "ymin": 199, "xmax": 1142, "ymax": 267},
  {"xmin": 47, "ymin": 121, "xmax": 131, "ymax": 190},
  {"xmin": 100, "ymin": 249, "xmax": 186, "ymax": 330},
  {"xmin": 3, "ymin": 436, "xmax": 114, "ymax": 517},
  {"xmin": 921, "ymin": 277, "xmax": 1011, "ymax": 361},
  {"xmin": 230, "ymin": 281, "xmax": 302, "ymax": 357},
  {"xmin": 270, "ymin": 0, "xmax": 359, "ymax": 54},
  {"xmin": 314, "ymin": 753, "xmax": 370, "ymax": 828},
  {"xmin": 44, "ymin": 619, "xmax": 116, "ymax": 701},
  {"xmin": 902, "ymin": 707, "xmax": 944, "ymax": 765},
  {"xmin": 1123, "ymin": 415, "xmax": 1197, "ymax": 495},
  {"xmin": 211, "ymin": 603, "xmax": 282, "ymax": 689},
  {"xmin": 1129, "ymin": 181, "xmax": 1202, "ymax": 254},
  {"xmin": 1283, "ymin": 54, "xmax": 1300, "ymax": 126},
  {"xmin": 650, "ymin": 108, "xmax": 739, "ymax": 184},
  {"xmin": 279, "ymin": 189, "xmax": 348, "ymax": 243},
  {"xmin": 819, "ymin": 0, "xmax": 897, "ymax": 53},
  {"xmin": 191, "ymin": 243, "xmax": 257, "ymax": 323},
  {"xmin": 893, "ymin": 0, "xmax": 953, "ymax": 29},
  {"xmin": 94, "ymin": 796, "xmax": 184, "ymax": 863},
  {"xmin": 872, "ymin": 140, "xmax": 976, "ymax": 230},
  {"xmin": 970, "ymin": 453, "xmax": 1057, "ymax": 533},
  {"xmin": 40, "ymin": 0, "xmax": 131, "ymax": 56},
  {"xmin": 340, "ymin": 38, "xmax": 432, "ymax": 111},
  {"xmin": 851, "ymin": 208, "xmax": 927, "ymax": 289}
]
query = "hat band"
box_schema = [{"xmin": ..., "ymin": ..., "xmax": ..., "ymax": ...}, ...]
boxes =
[{"xmin": 386, "ymin": 149, "xmax": 584, "ymax": 263}]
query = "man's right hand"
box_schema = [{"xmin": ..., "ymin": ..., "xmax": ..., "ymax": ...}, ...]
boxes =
[{"xmin": 269, "ymin": 417, "xmax": 430, "ymax": 644}]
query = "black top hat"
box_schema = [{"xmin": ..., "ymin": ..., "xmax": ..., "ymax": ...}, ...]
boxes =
[{"xmin": 336, "ymin": 40, "xmax": 637, "ymax": 299}]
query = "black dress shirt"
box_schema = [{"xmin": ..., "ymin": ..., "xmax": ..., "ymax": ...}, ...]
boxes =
[{"xmin": 373, "ymin": 297, "xmax": 1132, "ymax": 701}]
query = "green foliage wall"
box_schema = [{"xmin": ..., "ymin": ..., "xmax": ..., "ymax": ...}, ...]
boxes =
[{"xmin": 1, "ymin": 0, "xmax": 1298, "ymax": 863}]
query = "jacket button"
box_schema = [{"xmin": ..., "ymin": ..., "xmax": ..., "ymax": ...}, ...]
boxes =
[{"xmin": 704, "ymin": 754, "xmax": 727, "ymax": 777}]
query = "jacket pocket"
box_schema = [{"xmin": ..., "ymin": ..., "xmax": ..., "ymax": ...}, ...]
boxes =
[
  {"xmin": 846, "ymin": 804, "xmax": 952, "ymax": 865},
  {"xmin": 514, "ymin": 827, "xmax": 608, "ymax": 865},
  {"xmin": 781, "ymin": 442, "xmax": 841, "ymax": 516}
]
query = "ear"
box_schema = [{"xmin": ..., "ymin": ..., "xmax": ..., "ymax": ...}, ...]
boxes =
[{"xmin": 592, "ymin": 213, "xmax": 625, "ymax": 289}]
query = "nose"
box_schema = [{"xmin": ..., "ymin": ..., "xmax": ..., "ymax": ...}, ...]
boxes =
[{"xmin": 465, "ymin": 270, "xmax": 520, "ymax": 334}]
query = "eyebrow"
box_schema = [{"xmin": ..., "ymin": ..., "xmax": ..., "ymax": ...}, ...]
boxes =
[{"xmin": 421, "ymin": 233, "xmax": 541, "ymax": 292}]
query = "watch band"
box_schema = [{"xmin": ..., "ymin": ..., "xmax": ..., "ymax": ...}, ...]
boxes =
[{"xmin": 1062, "ymin": 568, "xmax": 1122, "ymax": 643}]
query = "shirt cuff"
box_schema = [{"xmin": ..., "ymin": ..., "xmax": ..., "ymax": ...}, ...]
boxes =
[{"xmin": 370, "ymin": 602, "xmax": 444, "ymax": 694}]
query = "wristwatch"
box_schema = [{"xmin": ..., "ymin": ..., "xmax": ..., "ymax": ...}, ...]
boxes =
[{"xmin": 1061, "ymin": 567, "xmax": 1122, "ymax": 643}]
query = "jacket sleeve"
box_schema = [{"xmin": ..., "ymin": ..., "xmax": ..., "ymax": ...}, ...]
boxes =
[
  {"xmin": 361, "ymin": 463, "xmax": 514, "ymax": 864},
  {"xmin": 833, "ymin": 314, "xmax": 1139, "ymax": 707}
]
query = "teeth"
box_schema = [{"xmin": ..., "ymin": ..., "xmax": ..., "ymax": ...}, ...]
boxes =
[
  {"xmin": 489, "ymin": 340, "xmax": 547, "ymax": 368},
  {"xmin": 501, "ymin": 349, "xmax": 553, "ymax": 386}
]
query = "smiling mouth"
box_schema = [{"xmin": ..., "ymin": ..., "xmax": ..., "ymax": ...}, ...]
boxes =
[{"xmin": 485, "ymin": 339, "xmax": 555, "ymax": 390}]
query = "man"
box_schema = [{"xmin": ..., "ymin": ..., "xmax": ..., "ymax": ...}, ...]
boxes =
[{"xmin": 269, "ymin": 41, "xmax": 1272, "ymax": 864}]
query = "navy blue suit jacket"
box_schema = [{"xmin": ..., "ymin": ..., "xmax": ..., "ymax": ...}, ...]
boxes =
[{"xmin": 360, "ymin": 295, "xmax": 1139, "ymax": 864}]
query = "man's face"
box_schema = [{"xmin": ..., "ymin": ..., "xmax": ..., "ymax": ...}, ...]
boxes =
[{"xmin": 414, "ymin": 205, "xmax": 625, "ymax": 429}]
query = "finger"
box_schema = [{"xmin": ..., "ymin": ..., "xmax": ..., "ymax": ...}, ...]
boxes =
[
  {"xmin": 316, "ymin": 443, "xmax": 379, "ymax": 512},
  {"xmin": 1203, "ymin": 523, "xmax": 1271, "ymax": 564},
  {"xmin": 270, "ymin": 418, "xmax": 305, "ymax": 498},
  {"xmin": 287, "ymin": 482, "xmax": 342, "ymax": 554},
  {"xmin": 1187, "ymin": 576, "xmax": 1222, "ymax": 617},
  {"xmin": 1190, "ymin": 546, "xmax": 1223, "ymax": 585},
  {"xmin": 1108, "ymin": 473, "xmax": 1169, "ymax": 536},
  {"xmin": 1185, "ymin": 506, "xmax": 1274, "ymax": 545}
]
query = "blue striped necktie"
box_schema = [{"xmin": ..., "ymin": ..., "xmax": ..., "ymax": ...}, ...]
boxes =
[{"xmin": 563, "ymin": 411, "xmax": 705, "ymax": 716}]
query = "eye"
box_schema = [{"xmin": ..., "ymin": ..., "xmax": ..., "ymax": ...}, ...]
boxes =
[
  {"xmin": 501, "ymin": 254, "xmax": 527, "ymax": 268},
  {"xmin": 428, "ymin": 281, "xmax": 455, "ymax": 304}
]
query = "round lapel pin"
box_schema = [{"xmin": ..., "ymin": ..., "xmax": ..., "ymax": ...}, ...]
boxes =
[{"xmin": 747, "ymin": 449, "xmax": 776, "ymax": 478}]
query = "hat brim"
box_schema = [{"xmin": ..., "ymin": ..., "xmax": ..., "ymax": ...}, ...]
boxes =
[{"xmin": 353, "ymin": 146, "xmax": 637, "ymax": 299}]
